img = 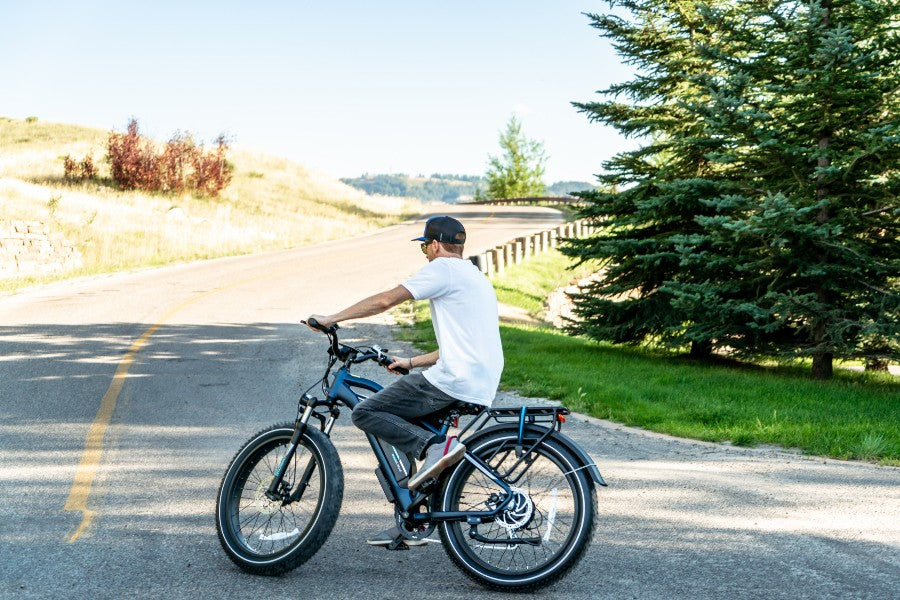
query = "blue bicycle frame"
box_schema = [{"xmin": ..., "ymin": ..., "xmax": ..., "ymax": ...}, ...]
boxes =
[{"xmin": 325, "ymin": 366, "xmax": 517, "ymax": 525}]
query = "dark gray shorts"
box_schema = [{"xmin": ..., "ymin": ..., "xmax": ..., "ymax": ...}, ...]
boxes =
[{"xmin": 350, "ymin": 373, "xmax": 459, "ymax": 458}]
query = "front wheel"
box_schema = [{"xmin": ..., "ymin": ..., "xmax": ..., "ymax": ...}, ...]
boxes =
[
  {"xmin": 215, "ymin": 422, "xmax": 343, "ymax": 575},
  {"xmin": 438, "ymin": 429, "xmax": 597, "ymax": 591}
]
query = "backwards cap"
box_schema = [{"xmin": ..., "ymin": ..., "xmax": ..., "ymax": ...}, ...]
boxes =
[{"xmin": 411, "ymin": 216, "xmax": 466, "ymax": 244}]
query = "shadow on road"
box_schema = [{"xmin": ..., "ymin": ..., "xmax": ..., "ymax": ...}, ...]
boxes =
[{"xmin": 1, "ymin": 321, "xmax": 897, "ymax": 599}]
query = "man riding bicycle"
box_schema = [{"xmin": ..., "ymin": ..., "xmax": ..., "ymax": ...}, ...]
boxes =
[{"xmin": 307, "ymin": 215, "xmax": 504, "ymax": 546}]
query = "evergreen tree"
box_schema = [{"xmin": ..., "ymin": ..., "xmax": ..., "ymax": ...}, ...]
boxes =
[
  {"xmin": 563, "ymin": 0, "xmax": 735, "ymax": 357},
  {"xmin": 485, "ymin": 116, "xmax": 547, "ymax": 198},
  {"xmin": 568, "ymin": 0, "xmax": 899, "ymax": 378},
  {"xmin": 666, "ymin": 0, "xmax": 900, "ymax": 378}
]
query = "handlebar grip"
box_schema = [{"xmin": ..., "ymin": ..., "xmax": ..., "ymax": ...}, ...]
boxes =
[
  {"xmin": 378, "ymin": 355, "xmax": 409, "ymax": 375},
  {"xmin": 304, "ymin": 318, "xmax": 338, "ymax": 334}
]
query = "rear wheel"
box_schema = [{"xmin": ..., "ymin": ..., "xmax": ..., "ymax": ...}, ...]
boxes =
[
  {"xmin": 215, "ymin": 423, "xmax": 343, "ymax": 575},
  {"xmin": 438, "ymin": 429, "xmax": 596, "ymax": 591}
]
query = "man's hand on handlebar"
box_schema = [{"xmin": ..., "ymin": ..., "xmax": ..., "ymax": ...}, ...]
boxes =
[
  {"xmin": 306, "ymin": 315, "xmax": 337, "ymax": 330},
  {"xmin": 385, "ymin": 356, "xmax": 412, "ymax": 376}
]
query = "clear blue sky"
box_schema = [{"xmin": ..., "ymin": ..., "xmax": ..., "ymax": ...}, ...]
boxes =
[{"xmin": 1, "ymin": 1, "xmax": 635, "ymax": 183}]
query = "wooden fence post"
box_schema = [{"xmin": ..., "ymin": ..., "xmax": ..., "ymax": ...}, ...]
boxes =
[{"xmin": 491, "ymin": 248, "xmax": 504, "ymax": 276}]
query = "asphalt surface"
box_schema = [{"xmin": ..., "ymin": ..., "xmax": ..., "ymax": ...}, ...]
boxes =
[{"xmin": 1, "ymin": 205, "xmax": 897, "ymax": 599}]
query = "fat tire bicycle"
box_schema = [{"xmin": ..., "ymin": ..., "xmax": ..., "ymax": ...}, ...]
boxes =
[{"xmin": 215, "ymin": 319, "xmax": 605, "ymax": 591}]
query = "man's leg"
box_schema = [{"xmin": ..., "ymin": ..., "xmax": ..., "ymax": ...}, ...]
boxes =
[
  {"xmin": 351, "ymin": 374, "xmax": 462, "ymax": 547},
  {"xmin": 351, "ymin": 373, "xmax": 457, "ymax": 459}
]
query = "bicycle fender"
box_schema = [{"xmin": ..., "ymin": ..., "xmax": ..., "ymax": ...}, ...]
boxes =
[
  {"xmin": 464, "ymin": 424, "xmax": 607, "ymax": 487},
  {"xmin": 548, "ymin": 428, "xmax": 607, "ymax": 487}
]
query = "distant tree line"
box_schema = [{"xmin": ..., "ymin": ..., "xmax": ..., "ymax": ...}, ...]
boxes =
[
  {"xmin": 341, "ymin": 173, "xmax": 481, "ymax": 202},
  {"xmin": 547, "ymin": 181, "xmax": 596, "ymax": 196},
  {"xmin": 342, "ymin": 172, "xmax": 594, "ymax": 202}
]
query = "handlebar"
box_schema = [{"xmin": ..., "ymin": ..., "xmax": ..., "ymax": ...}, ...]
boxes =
[
  {"xmin": 302, "ymin": 319, "xmax": 409, "ymax": 375},
  {"xmin": 374, "ymin": 348, "xmax": 410, "ymax": 375},
  {"xmin": 305, "ymin": 317, "xmax": 338, "ymax": 334}
]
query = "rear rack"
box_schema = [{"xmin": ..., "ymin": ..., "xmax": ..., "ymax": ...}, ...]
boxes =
[
  {"xmin": 457, "ymin": 405, "xmax": 570, "ymax": 440},
  {"xmin": 489, "ymin": 405, "xmax": 570, "ymax": 424}
]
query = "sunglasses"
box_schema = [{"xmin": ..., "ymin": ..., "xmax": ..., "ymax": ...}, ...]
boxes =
[{"xmin": 420, "ymin": 240, "xmax": 432, "ymax": 255}]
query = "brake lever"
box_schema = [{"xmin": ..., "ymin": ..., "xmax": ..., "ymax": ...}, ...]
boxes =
[{"xmin": 373, "ymin": 345, "xmax": 409, "ymax": 375}]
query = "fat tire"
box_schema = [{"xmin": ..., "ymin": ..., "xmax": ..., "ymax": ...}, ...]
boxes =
[
  {"xmin": 215, "ymin": 422, "xmax": 343, "ymax": 575},
  {"xmin": 438, "ymin": 429, "xmax": 597, "ymax": 592}
]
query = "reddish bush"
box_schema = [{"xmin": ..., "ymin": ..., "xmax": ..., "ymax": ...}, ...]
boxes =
[
  {"xmin": 107, "ymin": 119, "xmax": 160, "ymax": 191},
  {"xmin": 80, "ymin": 155, "xmax": 97, "ymax": 179},
  {"xmin": 190, "ymin": 135, "xmax": 232, "ymax": 197},
  {"xmin": 63, "ymin": 155, "xmax": 78, "ymax": 179},
  {"xmin": 107, "ymin": 119, "xmax": 233, "ymax": 197}
]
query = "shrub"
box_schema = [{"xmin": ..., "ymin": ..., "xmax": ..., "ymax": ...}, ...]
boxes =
[
  {"xmin": 63, "ymin": 153, "xmax": 97, "ymax": 181},
  {"xmin": 107, "ymin": 119, "xmax": 160, "ymax": 191},
  {"xmin": 107, "ymin": 119, "xmax": 233, "ymax": 197},
  {"xmin": 190, "ymin": 135, "xmax": 232, "ymax": 196}
]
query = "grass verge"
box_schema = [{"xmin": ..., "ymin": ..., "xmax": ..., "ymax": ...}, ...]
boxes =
[{"xmin": 395, "ymin": 250, "xmax": 900, "ymax": 465}]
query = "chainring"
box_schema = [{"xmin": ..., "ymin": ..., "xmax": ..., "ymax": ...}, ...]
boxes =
[{"xmin": 395, "ymin": 504, "xmax": 435, "ymax": 542}]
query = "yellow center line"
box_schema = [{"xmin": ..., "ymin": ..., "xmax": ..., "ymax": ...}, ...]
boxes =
[
  {"xmin": 63, "ymin": 278, "xmax": 266, "ymax": 543},
  {"xmin": 63, "ymin": 321, "xmax": 162, "ymax": 542}
]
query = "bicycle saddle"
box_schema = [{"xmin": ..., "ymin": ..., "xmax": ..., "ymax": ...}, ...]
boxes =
[{"xmin": 451, "ymin": 401, "xmax": 485, "ymax": 416}]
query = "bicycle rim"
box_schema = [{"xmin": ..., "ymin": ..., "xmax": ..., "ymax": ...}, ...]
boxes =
[
  {"xmin": 222, "ymin": 430, "xmax": 326, "ymax": 559},
  {"xmin": 440, "ymin": 434, "xmax": 591, "ymax": 586}
]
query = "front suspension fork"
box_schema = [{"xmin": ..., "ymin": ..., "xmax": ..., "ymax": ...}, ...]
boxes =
[{"xmin": 266, "ymin": 396, "xmax": 337, "ymax": 502}]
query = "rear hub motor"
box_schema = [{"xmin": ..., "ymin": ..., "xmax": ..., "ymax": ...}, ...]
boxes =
[{"xmin": 495, "ymin": 486, "xmax": 535, "ymax": 530}]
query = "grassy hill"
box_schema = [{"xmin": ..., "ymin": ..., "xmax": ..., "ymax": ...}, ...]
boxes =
[{"xmin": 0, "ymin": 117, "xmax": 424, "ymax": 289}]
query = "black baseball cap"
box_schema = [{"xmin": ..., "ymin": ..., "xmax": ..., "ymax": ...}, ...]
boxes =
[{"xmin": 411, "ymin": 215, "xmax": 466, "ymax": 244}]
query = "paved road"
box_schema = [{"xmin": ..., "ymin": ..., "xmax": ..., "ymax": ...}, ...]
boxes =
[{"xmin": 1, "ymin": 204, "xmax": 897, "ymax": 599}]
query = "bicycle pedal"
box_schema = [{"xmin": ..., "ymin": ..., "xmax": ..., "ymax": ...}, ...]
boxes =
[{"xmin": 385, "ymin": 538, "xmax": 410, "ymax": 551}]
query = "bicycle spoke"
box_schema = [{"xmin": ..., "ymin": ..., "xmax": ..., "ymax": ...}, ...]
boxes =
[
  {"xmin": 224, "ymin": 437, "xmax": 325, "ymax": 556},
  {"xmin": 446, "ymin": 438, "xmax": 581, "ymax": 575}
]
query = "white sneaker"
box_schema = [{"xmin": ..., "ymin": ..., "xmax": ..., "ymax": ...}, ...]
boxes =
[
  {"xmin": 366, "ymin": 525, "xmax": 427, "ymax": 547},
  {"xmin": 407, "ymin": 437, "xmax": 466, "ymax": 491}
]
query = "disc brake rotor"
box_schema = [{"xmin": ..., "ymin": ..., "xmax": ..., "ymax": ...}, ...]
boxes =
[
  {"xmin": 496, "ymin": 486, "xmax": 535, "ymax": 530},
  {"xmin": 253, "ymin": 476, "xmax": 281, "ymax": 515}
]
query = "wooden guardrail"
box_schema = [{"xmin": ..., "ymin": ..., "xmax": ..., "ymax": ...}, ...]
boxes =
[
  {"xmin": 468, "ymin": 219, "xmax": 594, "ymax": 278},
  {"xmin": 468, "ymin": 196, "xmax": 586, "ymax": 206}
]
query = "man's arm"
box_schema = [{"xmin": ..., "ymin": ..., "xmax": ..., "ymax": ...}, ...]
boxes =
[
  {"xmin": 386, "ymin": 349, "xmax": 439, "ymax": 374},
  {"xmin": 309, "ymin": 285, "xmax": 413, "ymax": 328}
]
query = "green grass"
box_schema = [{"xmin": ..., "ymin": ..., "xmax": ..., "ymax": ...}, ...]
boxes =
[
  {"xmin": 396, "ymin": 250, "xmax": 900, "ymax": 465},
  {"xmin": 493, "ymin": 249, "xmax": 598, "ymax": 315}
]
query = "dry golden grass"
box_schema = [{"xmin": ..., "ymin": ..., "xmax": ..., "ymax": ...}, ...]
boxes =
[{"xmin": 0, "ymin": 117, "xmax": 426, "ymax": 289}]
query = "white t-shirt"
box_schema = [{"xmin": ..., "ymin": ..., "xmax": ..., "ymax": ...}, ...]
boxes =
[{"xmin": 402, "ymin": 257, "xmax": 503, "ymax": 406}]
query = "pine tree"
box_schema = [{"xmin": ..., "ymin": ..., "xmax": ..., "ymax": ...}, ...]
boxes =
[
  {"xmin": 568, "ymin": 0, "xmax": 898, "ymax": 378},
  {"xmin": 665, "ymin": 0, "xmax": 900, "ymax": 378},
  {"xmin": 485, "ymin": 116, "xmax": 547, "ymax": 199},
  {"xmin": 563, "ymin": 0, "xmax": 736, "ymax": 357}
]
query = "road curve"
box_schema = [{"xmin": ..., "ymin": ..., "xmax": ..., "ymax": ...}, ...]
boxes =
[{"xmin": 0, "ymin": 204, "xmax": 897, "ymax": 599}]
